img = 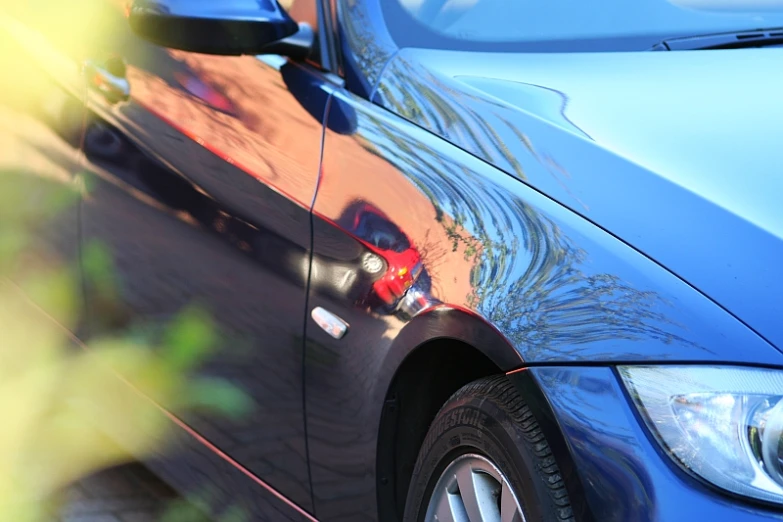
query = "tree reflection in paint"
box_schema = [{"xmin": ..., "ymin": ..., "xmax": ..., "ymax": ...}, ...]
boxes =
[{"xmin": 352, "ymin": 92, "xmax": 698, "ymax": 358}]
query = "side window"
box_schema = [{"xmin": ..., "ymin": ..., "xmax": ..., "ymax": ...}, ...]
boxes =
[{"xmin": 280, "ymin": 0, "xmax": 322, "ymax": 67}]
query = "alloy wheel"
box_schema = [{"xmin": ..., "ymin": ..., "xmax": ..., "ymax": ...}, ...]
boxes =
[{"xmin": 424, "ymin": 453, "xmax": 526, "ymax": 522}]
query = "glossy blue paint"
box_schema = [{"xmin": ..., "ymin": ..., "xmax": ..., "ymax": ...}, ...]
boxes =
[
  {"xmin": 335, "ymin": 0, "xmax": 396, "ymax": 98},
  {"xmin": 303, "ymin": 85, "xmax": 783, "ymax": 519},
  {"xmin": 11, "ymin": 0, "xmax": 783, "ymax": 520},
  {"xmin": 531, "ymin": 366, "xmax": 783, "ymax": 521},
  {"xmin": 128, "ymin": 0, "xmax": 300, "ymax": 56},
  {"xmin": 379, "ymin": 0, "xmax": 783, "ymax": 53},
  {"xmin": 373, "ymin": 47, "xmax": 783, "ymax": 353},
  {"xmin": 315, "ymin": 87, "xmax": 781, "ymax": 365}
]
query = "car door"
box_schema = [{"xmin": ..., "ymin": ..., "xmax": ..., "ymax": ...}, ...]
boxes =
[{"xmin": 77, "ymin": 0, "xmax": 333, "ymax": 514}]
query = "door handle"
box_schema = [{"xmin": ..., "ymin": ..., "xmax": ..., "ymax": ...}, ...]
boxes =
[{"xmin": 83, "ymin": 56, "xmax": 130, "ymax": 104}]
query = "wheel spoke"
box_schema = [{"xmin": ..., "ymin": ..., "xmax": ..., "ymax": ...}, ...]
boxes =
[
  {"xmin": 500, "ymin": 481, "xmax": 524, "ymax": 522},
  {"xmin": 456, "ymin": 466, "xmax": 500, "ymax": 522},
  {"xmin": 455, "ymin": 466, "xmax": 483, "ymax": 522},
  {"xmin": 424, "ymin": 455, "xmax": 525, "ymax": 522},
  {"xmin": 432, "ymin": 491, "xmax": 462, "ymax": 522}
]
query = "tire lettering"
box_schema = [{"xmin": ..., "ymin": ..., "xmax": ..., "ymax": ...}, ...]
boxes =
[
  {"xmin": 439, "ymin": 408, "xmax": 490, "ymax": 434},
  {"xmin": 447, "ymin": 410, "xmax": 458, "ymax": 430}
]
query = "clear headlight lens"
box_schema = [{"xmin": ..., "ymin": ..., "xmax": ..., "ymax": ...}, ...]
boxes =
[{"xmin": 619, "ymin": 366, "xmax": 783, "ymax": 504}]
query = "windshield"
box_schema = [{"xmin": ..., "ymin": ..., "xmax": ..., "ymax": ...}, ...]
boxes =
[{"xmin": 383, "ymin": 0, "xmax": 783, "ymax": 52}]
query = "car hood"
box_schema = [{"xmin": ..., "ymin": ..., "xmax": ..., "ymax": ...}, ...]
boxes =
[{"xmin": 374, "ymin": 47, "xmax": 783, "ymax": 351}]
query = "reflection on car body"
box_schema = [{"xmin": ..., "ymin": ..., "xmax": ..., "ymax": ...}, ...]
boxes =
[{"xmin": 7, "ymin": 0, "xmax": 783, "ymax": 521}]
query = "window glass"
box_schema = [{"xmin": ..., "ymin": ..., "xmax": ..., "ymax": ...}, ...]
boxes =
[{"xmin": 383, "ymin": 0, "xmax": 783, "ymax": 52}]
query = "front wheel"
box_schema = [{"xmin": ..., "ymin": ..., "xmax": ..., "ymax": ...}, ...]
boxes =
[{"xmin": 403, "ymin": 376, "xmax": 575, "ymax": 522}]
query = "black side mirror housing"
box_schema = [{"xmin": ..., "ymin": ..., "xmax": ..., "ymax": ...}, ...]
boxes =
[{"xmin": 129, "ymin": 0, "xmax": 302, "ymax": 56}]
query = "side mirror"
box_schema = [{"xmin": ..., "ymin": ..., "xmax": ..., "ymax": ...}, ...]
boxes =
[{"xmin": 128, "ymin": 0, "xmax": 306, "ymax": 56}]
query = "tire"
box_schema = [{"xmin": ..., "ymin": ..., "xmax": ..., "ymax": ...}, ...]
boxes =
[{"xmin": 403, "ymin": 375, "xmax": 575, "ymax": 522}]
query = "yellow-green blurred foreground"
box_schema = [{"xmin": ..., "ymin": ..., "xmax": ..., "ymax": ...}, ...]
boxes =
[{"xmin": 0, "ymin": 4, "xmax": 249, "ymax": 518}]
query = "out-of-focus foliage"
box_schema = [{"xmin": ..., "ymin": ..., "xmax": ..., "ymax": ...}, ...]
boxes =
[
  {"xmin": 159, "ymin": 485, "xmax": 251, "ymax": 522},
  {"xmin": 0, "ymin": 5, "xmax": 251, "ymax": 519},
  {"xmin": 0, "ymin": 172, "xmax": 250, "ymax": 521},
  {"xmin": 0, "ymin": 173, "xmax": 251, "ymax": 520}
]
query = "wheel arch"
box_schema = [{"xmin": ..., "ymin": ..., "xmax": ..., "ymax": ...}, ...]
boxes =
[{"xmin": 375, "ymin": 307, "xmax": 588, "ymax": 521}]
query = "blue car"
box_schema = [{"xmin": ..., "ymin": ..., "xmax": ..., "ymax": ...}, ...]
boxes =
[{"xmin": 5, "ymin": 0, "xmax": 783, "ymax": 520}]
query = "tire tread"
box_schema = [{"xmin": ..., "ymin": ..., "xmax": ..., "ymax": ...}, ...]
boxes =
[{"xmin": 417, "ymin": 375, "xmax": 575, "ymax": 521}]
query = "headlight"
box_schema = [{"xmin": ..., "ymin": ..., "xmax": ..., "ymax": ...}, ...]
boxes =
[{"xmin": 619, "ymin": 366, "xmax": 783, "ymax": 504}]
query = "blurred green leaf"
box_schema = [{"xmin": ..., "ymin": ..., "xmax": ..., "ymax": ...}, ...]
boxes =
[
  {"xmin": 185, "ymin": 377, "xmax": 254, "ymax": 421},
  {"xmin": 161, "ymin": 306, "xmax": 217, "ymax": 372},
  {"xmin": 20, "ymin": 266, "xmax": 78, "ymax": 327},
  {"xmin": 218, "ymin": 504, "xmax": 250, "ymax": 522},
  {"xmin": 159, "ymin": 485, "xmax": 217, "ymax": 522},
  {"xmin": 158, "ymin": 497, "xmax": 211, "ymax": 522},
  {"xmin": 81, "ymin": 240, "xmax": 117, "ymax": 295}
]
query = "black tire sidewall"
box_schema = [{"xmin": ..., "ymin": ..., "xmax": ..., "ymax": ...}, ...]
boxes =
[{"xmin": 404, "ymin": 395, "xmax": 560, "ymax": 522}]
